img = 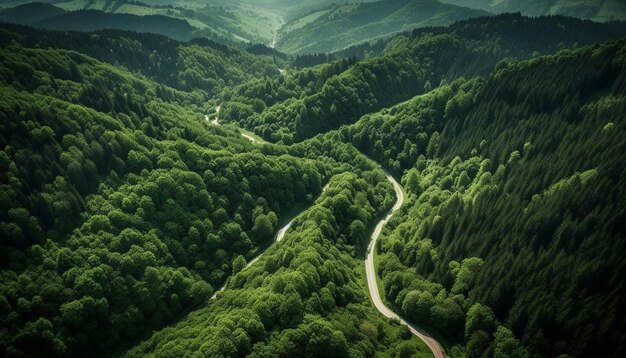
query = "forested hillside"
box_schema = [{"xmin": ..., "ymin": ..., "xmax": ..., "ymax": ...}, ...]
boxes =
[
  {"xmin": 1, "ymin": 6, "xmax": 625, "ymax": 358},
  {"xmin": 129, "ymin": 162, "xmax": 432, "ymax": 357},
  {"xmin": 275, "ymin": 0, "xmax": 487, "ymax": 54},
  {"xmin": 441, "ymin": 0, "xmax": 626, "ymax": 21},
  {"xmin": 0, "ymin": 23, "xmax": 283, "ymax": 95},
  {"xmin": 222, "ymin": 14, "xmax": 626, "ymax": 144},
  {"xmin": 0, "ymin": 0, "xmax": 284, "ymax": 45},
  {"xmin": 339, "ymin": 39, "xmax": 626, "ymax": 357},
  {"xmin": 0, "ymin": 31, "xmax": 326, "ymax": 356}
]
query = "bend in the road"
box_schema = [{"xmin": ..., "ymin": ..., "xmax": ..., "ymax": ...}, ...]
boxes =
[
  {"xmin": 365, "ymin": 164, "xmax": 445, "ymax": 358},
  {"xmin": 208, "ymin": 104, "xmax": 257, "ymax": 142}
]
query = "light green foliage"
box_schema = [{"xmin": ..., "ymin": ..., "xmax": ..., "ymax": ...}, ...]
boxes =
[
  {"xmin": 232, "ymin": 256, "xmax": 247, "ymax": 275},
  {"xmin": 465, "ymin": 303, "xmax": 496, "ymax": 341},
  {"xmin": 493, "ymin": 326, "xmax": 529, "ymax": 358},
  {"xmin": 276, "ymin": 0, "xmax": 487, "ymax": 54},
  {"xmin": 451, "ymin": 257, "xmax": 484, "ymax": 295},
  {"xmin": 129, "ymin": 171, "xmax": 427, "ymax": 357}
]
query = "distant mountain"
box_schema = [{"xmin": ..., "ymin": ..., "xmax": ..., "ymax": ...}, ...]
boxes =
[
  {"xmin": 0, "ymin": 1, "xmax": 284, "ymax": 45},
  {"xmin": 276, "ymin": 0, "xmax": 488, "ymax": 54},
  {"xmin": 441, "ymin": 0, "xmax": 626, "ymax": 21},
  {"xmin": 34, "ymin": 9, "xmax": 195, "ymax": 41},
  {"xmin": 0, "ymin": 2, "xmax": 64, "ymax": 25}
]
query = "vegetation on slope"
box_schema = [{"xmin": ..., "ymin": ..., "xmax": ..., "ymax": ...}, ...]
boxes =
[
  {"xmin": 441, "ymin": 0, "xmax": 626, "ymax": 22},
  {"xmin": 276, "ymin": 0, "xmax": 487, "ymax": 54},
  {"xmin": 0, "ymin": 23, "xmax": 282, "ymax": 96},
  {"xmin": 1, "ymin": 6, "xmax": 625, "ymax": 358},
  {"xmin": 0, "ymin": 37, "xmax": 324, "ymax": 356},
  {"xmin": 339, "ymin": 39, "xmax": 626, "ymax": 357},
  {"xmin": 129, "ymin": 157, "xmax": 433, "ymax": 358},
  {"xmin": 223, "ymin": 13, "xmax": 626, "ymax": 144},
  {"xmin": 0, "ymin": 0, "xmax": 284, "ymax": 45}
]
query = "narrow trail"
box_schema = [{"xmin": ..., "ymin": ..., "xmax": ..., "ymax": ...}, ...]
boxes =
[
  {"xmin": 211, "ymin": 216, "xmax": 296, "ymax": 299},
  {"xmin": 207, "ymin": 104, "xmax": 259, "ymax": 143},
  {"xmin": 364, "ymin": 164, "xmax": 446, "ymax": 358},
  {"xmin": 158, "ymin": 107, "xmax": 444, "ymax": 356},
  {"xmin": 268, "ymin": 16, "xmax": 284, "ymax": 49}
]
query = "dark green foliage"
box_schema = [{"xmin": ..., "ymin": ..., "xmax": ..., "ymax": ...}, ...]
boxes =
[
  {"xmin": 356, "ymin": 39, "xmax": 626, "ymax": 357},
  {"xmin": 442, "ymin": 0, "xmax": 626, "ymax": 21},
  {"xmin": 0, "ymin": 23, "xmax": 281, "ymax": 95},
  {"xmin": 1, "ymin": 6, "xmax": 625, "ymax": 358},
  {"xmin": 129, "ymin": 170, "xmax": 429, "ymax": 357},
  {"xmin": 37, "ymin": 10, "xmax": 196, "ymax": 41},
  {"xmin": 223, "ymin": 13, "xmax": 626, "ymax": 144},
  {"xmin": 0, "ymin": 36, "xmax": 325, "ymax": 356}
]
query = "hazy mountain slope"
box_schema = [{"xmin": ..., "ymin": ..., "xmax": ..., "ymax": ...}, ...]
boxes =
[
  {"xmin": 0, "ymin": 0, "xmax": 283, "ymax": 45},
  {"xmin": 34, "ymin": 10, "xmax": 195, "ymax": 41},
  {"xmin": 334, "ymin": 12, "xmax": 626, "ymax": 59},
  {"xmin": 441, "ymin": 0, "xmax": 626, "ymax": 21},
  {"xmin": 0, "ymin": 2, "xmax": 64, "ymax": 24},
  {"xmin": 0, "ymin": 23, "xmax": 282, "ymax": 95},
  {"xmin": 276, "ymin": 0, "xmax": 488, "ymax": 54},
  {"xmin": 238, "ymin": 0, "xmax": 373, "ymax": 19}
]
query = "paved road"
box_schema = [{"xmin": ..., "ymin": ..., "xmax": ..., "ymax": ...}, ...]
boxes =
[{"xmin": 365, "ymin": 168, "xmax": 446, "ymax": 358}]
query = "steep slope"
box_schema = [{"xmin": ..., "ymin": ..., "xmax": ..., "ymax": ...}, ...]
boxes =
[
  {"xmin": 222, "ymin": 14, "xmax": 626, "ymax": 144},
  {"xmin": 128, "ymin": 159, "xmax": 433, "ymax": 358},
  {"xmin": 0, "ymin": 23, "xmax": 282, "ymax": 95},
  {"xmin": 276, "ymin": 0, "xmax": 488, "ymax": 54},
  {"xmin": 342, "ymin": 38, "xmax": 626, "ymax": 357},
  {"xmin": 0, "ymin": 37, "xmax": 325, "ymax": 357},
  {"xmin": 0, "ymin": 2, "xmax": 65, "ymax": 25},
  {"xmin": 0, "ymin": 0, "xmax": 283, "ymax": 45},
  {"xmin": 364, "ymin": 163, "xmax": 446, "ymax": 358},
  {"xmin": 441, "ymin": 0, "xmax": 626, "ymax": 21},
  {"xmin": 34, "ymin": 10, "xmax": 196, "ymax": 41}
]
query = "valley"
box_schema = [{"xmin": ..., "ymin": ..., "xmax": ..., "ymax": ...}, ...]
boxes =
[{"xmin": 0, "ymin": 1, "xmax": 625, "ymax": 357}]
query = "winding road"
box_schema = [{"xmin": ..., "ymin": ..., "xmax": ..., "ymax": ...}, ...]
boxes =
[
  {"xmin": 211, "ymin": 217, "xmax": 295, "ymax": 299},
  {"xmin": 202, "ymin": 108, "xmax": 443, "ymax": 356},
  {"xmin": 365, "ymin": 168, "xmax": 446, "ymax": 358},
  {"xmin": 207, "ymin": 104, "xmax": 259, "ymax": 143}
]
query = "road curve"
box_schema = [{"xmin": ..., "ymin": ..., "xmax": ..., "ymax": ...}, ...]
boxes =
[
  {"xmin": 365, "ymin": 169, "xmax": 446, "ymax": 358},
  {"xmin": 211, "ymin": 218, "xmax": 295, "ymax": 299},
  {"xmin": 208, "ymin": 104, "xmax": 258, "ymax": 143}
]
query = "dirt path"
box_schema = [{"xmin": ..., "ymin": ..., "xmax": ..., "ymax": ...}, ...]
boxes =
[
  {"xmin": 364, "ymin": 164, "xmax": 446, "ymax": 358},
  {"xmin": 207, "ymin": 104, "xmax": 258, "ymax": 142},
  {"xmin": 211, "ymin": 217, "xmax": 295, "ymax": 299}
]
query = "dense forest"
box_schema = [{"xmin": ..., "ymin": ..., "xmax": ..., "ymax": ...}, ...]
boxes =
[
  {"xmin": 221, "ymin": 14, "xmax": 626, "ymax": 144},
  {"xmin": 275, "ymin": 0, "xmax": 487, "ymax": 54},
  {"xmin": 1, "ymin": 4, "xmax": 625, "ymax": 358},
  {"xmin": 0, "ymin": 23, "xmax": 284, "ymax": 96},
  {"xmin": 337, "ymin": 39, "xmax": 626, "ymax": 357},
  {"xmin": 441, "ymin": 0, "xmax": 626, "ymax": 21},
  {"xmin": 129, "ymin": 167, "xmax": 431, "ymax": 357},
  {"xmin": 0, "ymin": 37, "xmax": 331, "ymax": 356}
]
